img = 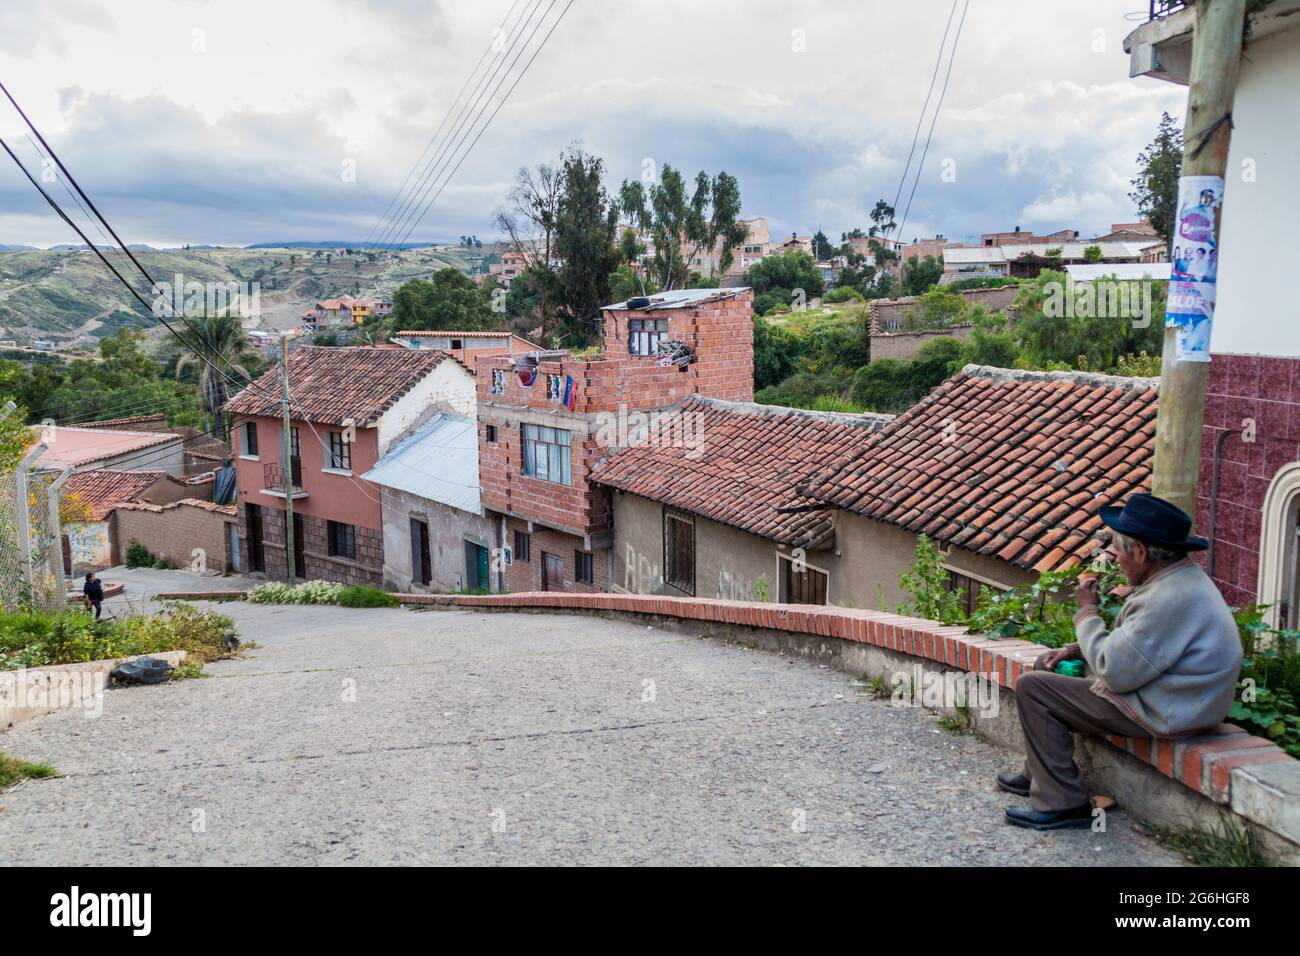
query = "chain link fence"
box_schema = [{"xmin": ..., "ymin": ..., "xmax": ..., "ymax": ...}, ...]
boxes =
[{"xmin": 0, "ymin": 461, "xmax": 68, "ymax": 613}]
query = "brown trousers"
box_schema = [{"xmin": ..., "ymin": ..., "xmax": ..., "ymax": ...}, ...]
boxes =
[{"xmin": 1016, "ymin": 657, "xmax": 1149, "ymax": 811}]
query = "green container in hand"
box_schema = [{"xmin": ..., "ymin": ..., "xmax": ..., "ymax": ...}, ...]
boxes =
[{"xmin": 1055, "ymin": 659, "xmax": 1086, "ymax": 678}]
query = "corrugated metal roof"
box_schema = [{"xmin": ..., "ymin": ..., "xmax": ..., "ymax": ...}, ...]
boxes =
[
  {"xmin": 362, "ymin": 414, "xmax": 481, "ymax": 514},
  {"xmin": 1065, "ymin": 262, "xmax": 1171, "ymax": 281},
  {"xmin": 945, "ymin": 241, "xmax": 1155, "ymax": 266},
  {"xmin": 602, "ymin": 287, "xmax": 750, "ymax": 310}
]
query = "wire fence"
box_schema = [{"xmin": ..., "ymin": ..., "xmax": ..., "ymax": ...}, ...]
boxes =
[{"xmin": 0, "ymin": 464, "xmax": 67, "ymax": 613}]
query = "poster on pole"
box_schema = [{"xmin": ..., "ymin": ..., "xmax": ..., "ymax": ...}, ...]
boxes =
[{"xmin": 1164, "ymin": 174, "xmax": 1223, "ymax": 363}]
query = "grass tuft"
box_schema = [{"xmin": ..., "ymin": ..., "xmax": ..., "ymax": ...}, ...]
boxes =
[
  {"xmin": 0, "ymin": 753, "xmax": 58, "ymax": 788},
  {"xmin": 1146, "ymin": 816, "xmax": 1272, "ymax": 867}
]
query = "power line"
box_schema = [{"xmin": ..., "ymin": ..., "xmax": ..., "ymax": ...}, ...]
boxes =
[
  {"xmin": 896, "ymin": 0, "xmax": 971, "ymax": 244},
  {"xmin": 887, "ymin": 0, "xmax": 960, "ymax": 230},
  {"xmin": 1, "ymin": 80, "xmax": 161, "ymax": 291},
  {"xmin": 387, "ymin": 0, "xmax": 575, "ymax": 252},
  {"xmin": 373, "ymin": 0, "xmax": 554, "ymax": 252},
  {"xmin": 361, "ymin": 0, "xmax": 528, "ymax": 250}
]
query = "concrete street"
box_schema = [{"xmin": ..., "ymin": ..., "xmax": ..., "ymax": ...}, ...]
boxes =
[{"xmin": 0, "ymin": 569, "xmax": 1185, "ymax": 865}]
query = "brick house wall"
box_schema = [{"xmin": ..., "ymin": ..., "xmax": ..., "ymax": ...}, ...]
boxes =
[
  {"xmin": 476, "ymin": 290, "xmax": 754, "ymax": 592},
  {"xmin": 1195, "ymin": 353, "xmax": 1300, "ymax": 607},
  {"xmin": 243, "ymin": 505, "xmax": 384, "ymax": 586},
  {"xmin": 501, "ymin": 517, "xmax": 607, "ymax": 593},
  {"xmin": 111, "ymin": 499, "xmax": 238, "ymax": 573}
]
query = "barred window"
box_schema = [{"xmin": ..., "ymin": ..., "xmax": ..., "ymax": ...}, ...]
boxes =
[
  {"xmin": 327, "ymin": 520, "xmax": 356, "ymax": 560},
  {"xmin": 490, "ymin": 368, "xmax": 505, "ymax": 394},
  {"xmin": 663, "ymin": 509, "xmax": 695, "ymax": 595}
]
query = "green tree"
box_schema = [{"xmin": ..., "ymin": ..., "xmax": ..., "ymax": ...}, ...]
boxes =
[
  {"xmin": 901, "ymin": 254, "xmax": 943, "ymax": 296},
  {"xmin": 812, "ymin": 230, "xmax": 834, "ymax": 260},
  {"xmin": 901, "ymin": 286, "xmax": 966, "ymax": 331},
  {"xmin": 744, "ymin": 249, "xmax": 826, "ymax": 312},
  {"xmin": 1082, "ymin": 245, "xmax": 1103, "ymax": 263},
  {"xmin": 619, "ymin": 164, "xmax": 746, "ymax": 290},
  {"xmin": 753, "ymin": 316, "xmax": 802, "ymax": 389},
  {"xmin": 173, "ymin": 315, "xmax": 260, "ymax": 439},
  {"xmin": 554, "ymin": 149, "xmax": 620, "ymax": 346},
  {"xmin": 1129, "ymin": 111, "xmax": 1182, "ymax": 250},
  {"xmin": 390, "ymin": 269, "xmax": 495, "ymax": 332}
]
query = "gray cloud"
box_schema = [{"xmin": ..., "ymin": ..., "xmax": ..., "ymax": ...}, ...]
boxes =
[{"xmin": 0, "ymin": 0, "xmax": 1185, "ymax": 249}]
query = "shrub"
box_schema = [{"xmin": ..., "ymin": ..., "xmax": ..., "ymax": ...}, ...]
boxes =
[
  {"xmin": 337, "ymin": 585, "xmax": 400, "ymax": 608},
  {"xmin": 125, "ymin": 541, "xmax": 154, "ymax": 568},
  {"xmin": 0, "ymin": 603, "xmax": 239, "ymax": 670},
  {"xmin": 248, "ymin": 580, "xmax": 396, "ymax": 608},
  {"xmin": 824, "ymin": 287, "xmax": 864, "ymax": 303},
  {"xmin": 897, "ymin": 542, "xmax": 1300, "ymax": 754}
]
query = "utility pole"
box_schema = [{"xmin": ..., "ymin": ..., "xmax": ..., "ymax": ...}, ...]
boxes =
[
  {"xmin": 280, "ymin": 334, "xmax": 296, "ymax": 580},
  {"xmin": 1152, "ymin": 0, "xmax": 1247, "ymax": 518}
]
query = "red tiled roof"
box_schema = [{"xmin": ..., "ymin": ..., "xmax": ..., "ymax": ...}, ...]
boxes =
[
  {"xmin": 64, "ymin": 469, "xmax": 166, "ymax": 520},
  {"xmin": 223, "ymin": 346, "xmax": 461, "ymax": 426},
  {"xmin": 79, "ymin": 414, "xmax": 169, "ymax": 430},
  {"xmin": 590, "ymin": 397, "xmax": 891, "ymax": 548},
  {"xmin": 800, "ymin": 366, "xmax": 1159, "ymax": 573}
]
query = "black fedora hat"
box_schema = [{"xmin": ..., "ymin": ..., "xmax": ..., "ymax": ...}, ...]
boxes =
[{"xmin": 1098, "ymin": 493, "xmax": 1208, "ymax": 552}]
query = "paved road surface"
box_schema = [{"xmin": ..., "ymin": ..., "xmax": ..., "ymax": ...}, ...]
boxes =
[{"xmin": 0, "ymin": 572, "xmax": 1185, "ymax": 865}]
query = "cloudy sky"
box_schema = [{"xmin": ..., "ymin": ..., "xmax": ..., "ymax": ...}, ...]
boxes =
[{"xmin": 0, "ymin": 0, "xmax": 1186, "ymax": 249}]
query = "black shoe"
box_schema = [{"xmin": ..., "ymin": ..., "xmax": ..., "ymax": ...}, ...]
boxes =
[
  {"xmin": 996, "ymin": 772, "xmax": 1031, "ymax": 797},
  {"xmin": 1004, "ymin": 803, "xmax": 1094, "ymax": 831}
]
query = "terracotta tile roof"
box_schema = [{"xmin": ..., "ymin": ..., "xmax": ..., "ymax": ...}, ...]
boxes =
[
  {"xmin": 79, "ymin": 414, "xmax": 169, "ymax": 430},
  {"xmin": 591, "ymin": 397, "xmax": 892, "ymax": 548},
  {"xmin": 186, "ymin": 439, "xmax": 230, "ymax": 462},
  {"xmin": 223, "ymin": 346, "xmax": 461, "ymax": 427},
  {"xmin": 800, "ymin": 365, "xmax": 1159, "ymax": 573},
  {"xmin": 64, "ymin": 469, "xmax": 166, "ymax": 520},
  {"xmin": 114, "ymin": 497, "xmax": 235, "ymax": 517}
]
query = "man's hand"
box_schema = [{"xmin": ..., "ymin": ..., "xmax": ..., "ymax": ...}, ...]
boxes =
[
  {"xmin": 1041, "ymin": 643, "xmax": 1082, "ymax": 670},
  {"xmin": 1075, "ymin": 573, "xmax": 1101, "ymax": 611}
]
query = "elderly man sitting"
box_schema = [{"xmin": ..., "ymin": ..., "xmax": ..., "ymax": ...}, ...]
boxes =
[{"xmin": 998, "ymin": 493, "xmax": 1243, "ymax": 830}]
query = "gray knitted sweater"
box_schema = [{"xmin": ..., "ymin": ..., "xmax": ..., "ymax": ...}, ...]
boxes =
[{"xmin": 1073, "ymin": 560, "xmax": 1242, "ymax": 737}]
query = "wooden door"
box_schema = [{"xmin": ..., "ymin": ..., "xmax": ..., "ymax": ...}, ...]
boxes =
[{"xmin": 542, "ymin": 552, "xmax": 564, "ymax": 592}]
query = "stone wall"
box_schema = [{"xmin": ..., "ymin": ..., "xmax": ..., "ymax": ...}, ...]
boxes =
[{"xmin": 249, "ymin": 505, "xmax": 384, "ymax": 586}]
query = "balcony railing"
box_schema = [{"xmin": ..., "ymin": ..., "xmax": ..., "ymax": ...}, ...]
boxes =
[{"xmin": 263, "ymin": 459, "xmax": 303, "ymax": 494}]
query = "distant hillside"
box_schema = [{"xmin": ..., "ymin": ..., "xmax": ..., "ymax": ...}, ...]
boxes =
[
  {"xmin": 0, "ymin": 244, "xmax": 496, "ymax": 349},
  {"xmin": 244, "ymin": 241, "xmax": 454, "ymax": 250}
]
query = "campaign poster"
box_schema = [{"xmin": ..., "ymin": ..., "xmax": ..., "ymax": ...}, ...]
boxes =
[{"xmin": 1164, "ymin": 174, "xmax": 1223, "ymax": 363}]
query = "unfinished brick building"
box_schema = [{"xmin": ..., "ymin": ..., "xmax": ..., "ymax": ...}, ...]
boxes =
[{"xmin": 476, "ymin": 288, "xmax": 754, "ymax": 593}]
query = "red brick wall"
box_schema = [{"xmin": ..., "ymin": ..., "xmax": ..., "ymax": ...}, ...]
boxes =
[
  {"xmin": 501, "ymin": 517, "xmax": 606, "ymax": 593},
  {"xmin": 476, "ymin": 290, "xmax": 754, "ymax": 543},
  {"xmin": 478, "ymin": 419, "xmax": 612, "ymax": 538},
  {"xmin": 1195, "ymin": 353, "xmax": 1300, "ymax": 606}
]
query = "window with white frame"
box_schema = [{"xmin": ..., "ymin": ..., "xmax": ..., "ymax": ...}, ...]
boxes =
[
  {"xmin": 327, "ymin": 430, "xmax": 351, "ymax": 471},
  {"xmin": 522, "ymin": 423, "xmax": 571, "ymax": 484},
  {"xmin": 628, "ymin": 318, "xmax": 668, "ymax": 356}
]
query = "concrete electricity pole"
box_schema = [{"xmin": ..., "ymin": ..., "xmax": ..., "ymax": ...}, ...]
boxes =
[
  {"xmin": 280, "ymin": 334, "xmax": 296, "ymax": 580},
  {"xmin": 1151, "ymin": 0, "xmax": 1247, "ymax": 519}
]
